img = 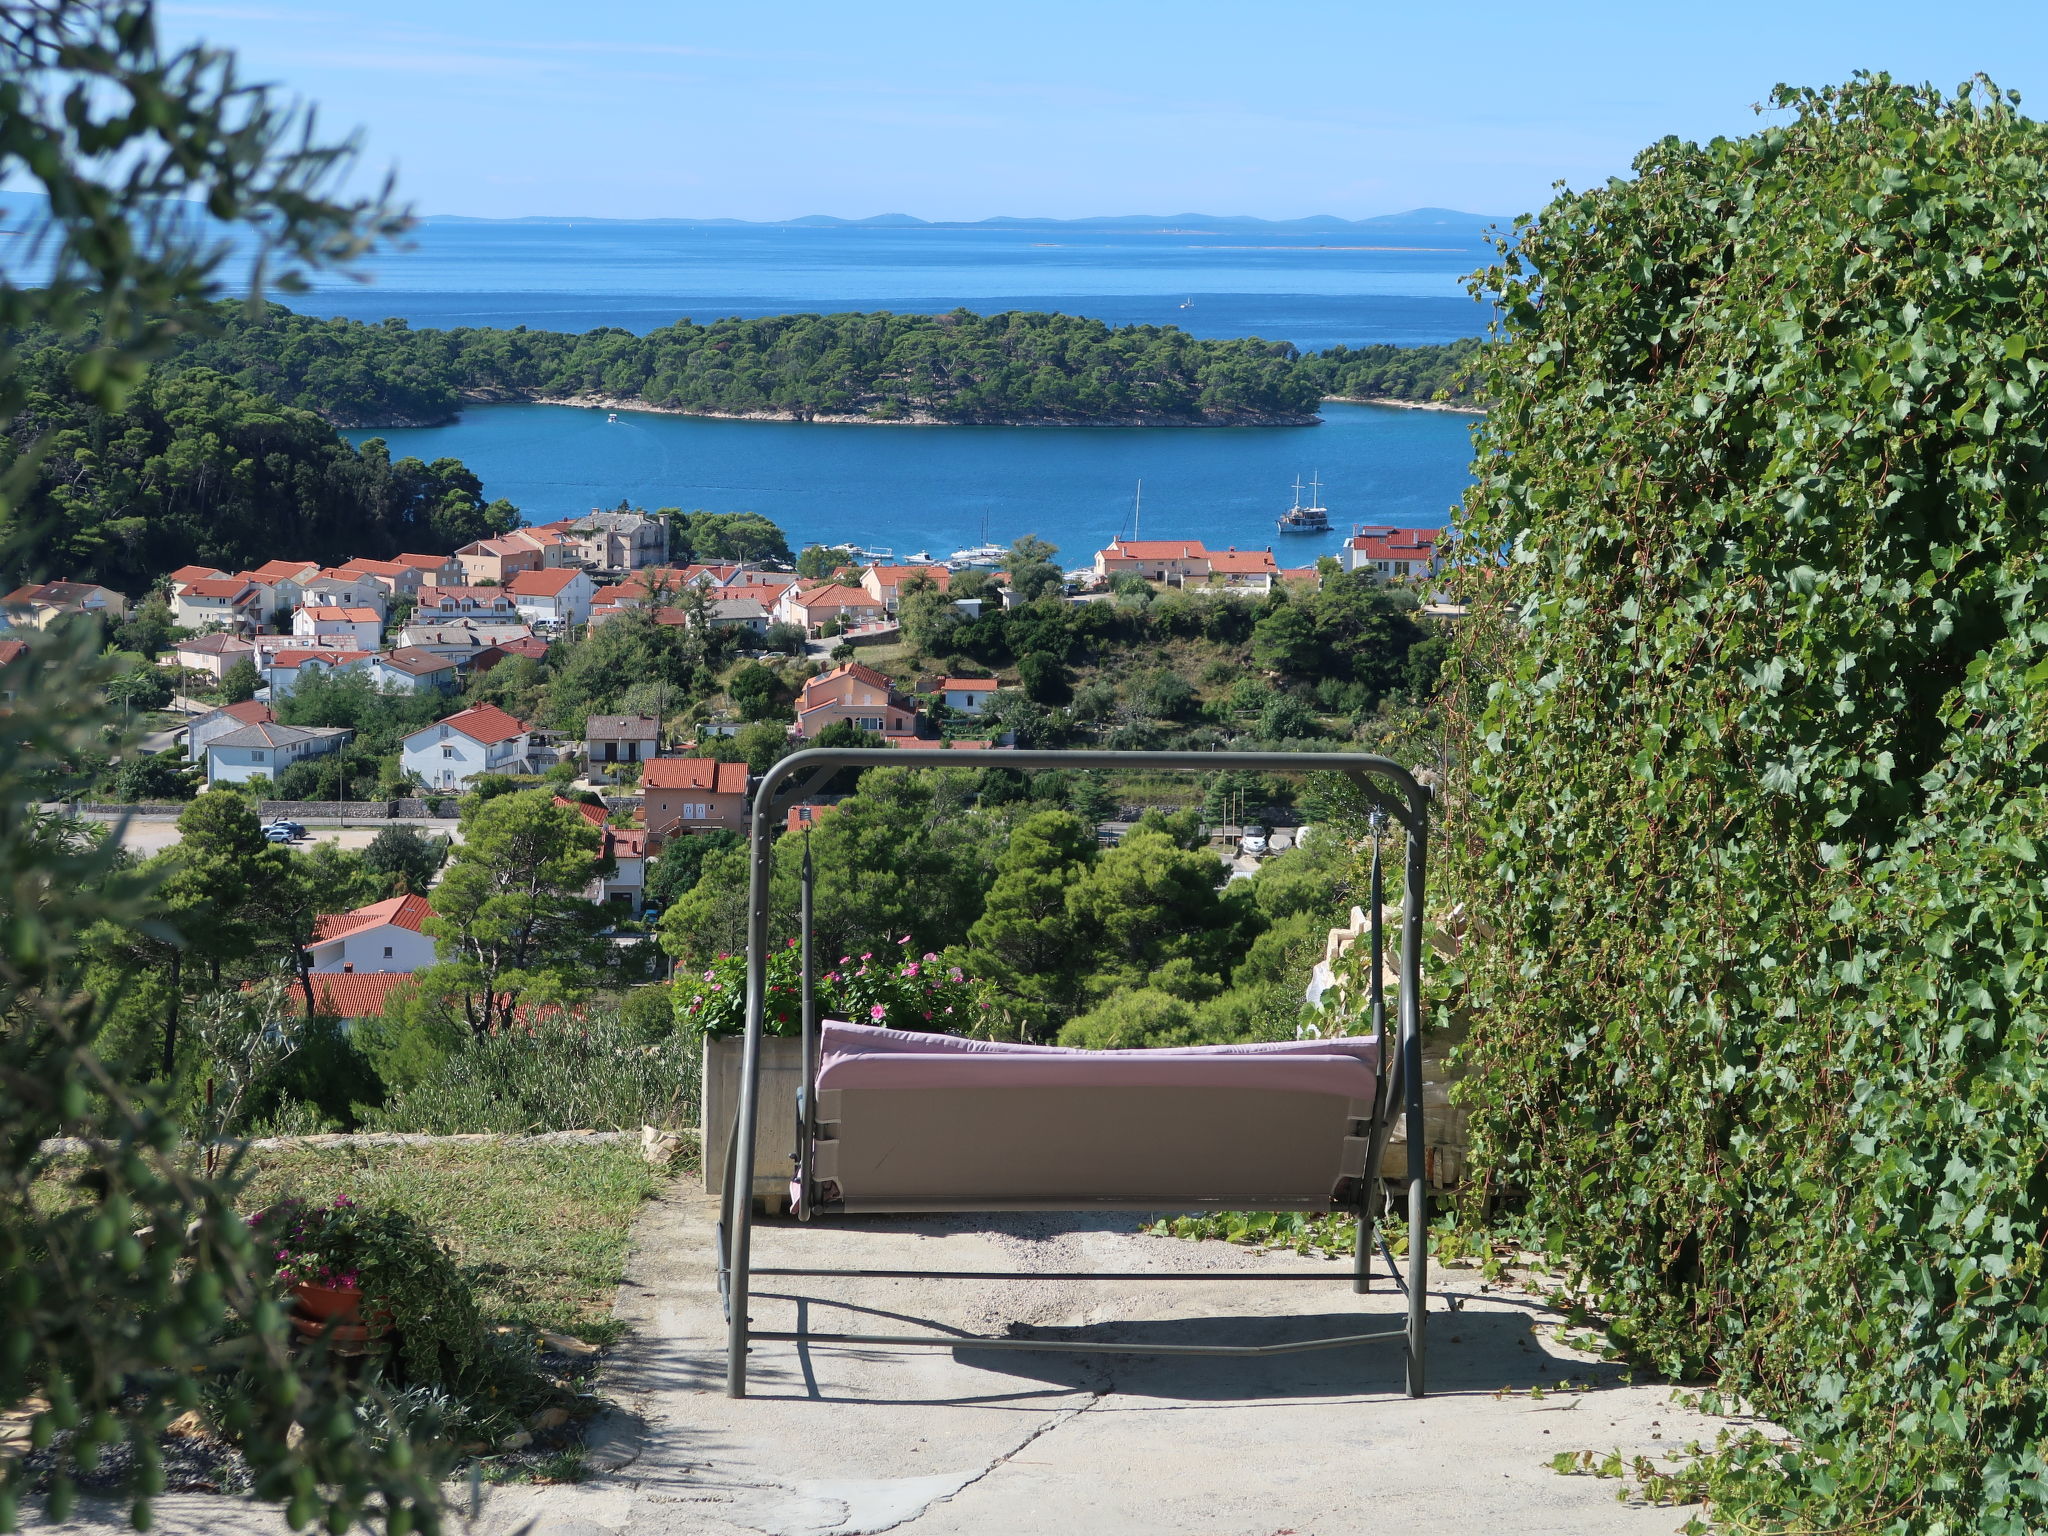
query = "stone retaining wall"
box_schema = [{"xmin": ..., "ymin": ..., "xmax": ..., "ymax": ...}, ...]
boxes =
[{"xmin": 73, "ymin": 798, "xmax": 460, "ymax": 819}]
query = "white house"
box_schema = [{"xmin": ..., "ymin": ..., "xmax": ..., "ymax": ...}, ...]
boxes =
[
  {"xmin": 506, "ymin": 567, "xmax": 596, "ymax": 626},
  {"xmin": 172, "ymin": 575, "xmax": 262, "ymax": 633},
  {"xmin": 396, "ymin": 619, "xmax": 536, "ymax": 660},
  {"xmin": 708, "ymin": 597, "xmax": 771, "ymax": 636},
  {"xmin": 170, "ymin": 632, "xmax": 256, "ymax": 683},
  {"xmin": 556, "ymin": 797, "xmax": 649, "ymax": 908},
  {"xmin": 584, "ymin": 714, "xmax": 659, "ymax": 768},
  {"xmin": 938, "ymin": 677, "xmax": 999, "ymax": 716},
  {"xmin": 293, "ymin": 606, "xmax": 383, "ymax": 650},
  {"xmin": 203, "ymin": 721, "xmax": 351, "ymax": 786},
  {"xmin": 1340, "ymin": 526, "xmax": 1442, "ymax": 580},
  {"xmin": 399, "ymin": 703, "xmax": 533, "ymax": 791},
  {"xmin": 307, "ymin": 893, "xmax": 438, "ymax": 974},
  {"xmin": 364, "ymin": 647, "xmax": 459, "ymax": 694},
  {"xmin": 186, "ymin": 699, "xmax": 274, "ymax": 761},
  {"xmin": 334, "ymin": 558, "xmax": 424, "ymax": 599},
  {"xmin": 263, "ymin": 648, "xmax": 371, "ymax": 699},
  {"xmin": 414, "ymin": 586, "xmax": 519, "ymax": 620},
  {"xmin": 298, "ymin": 569, "xmax": 387, "ymax": 617}
]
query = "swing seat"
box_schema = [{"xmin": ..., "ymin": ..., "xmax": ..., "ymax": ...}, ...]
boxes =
[{"xmin": 799, "ymin": 1020, "xmax": 1382, "ymax": 1214}]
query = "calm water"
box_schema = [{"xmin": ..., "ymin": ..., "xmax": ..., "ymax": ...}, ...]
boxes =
[
  {"xmin": 302, "ymin": 219, "xmax": 1498, "ymax": 350},
  {"xmin": 308, "ymin": 217, "xmax": 1492, "ymax": 550},
  {"xmin": 343, "ymin": 400, "xmax": 1477, "ymax": 564}
]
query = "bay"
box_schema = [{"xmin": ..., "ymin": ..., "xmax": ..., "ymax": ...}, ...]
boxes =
[
  {"xmin": 342, "ymin": 400, "xmax": 1477, "ymax": 566},
  {"xmin": 318, "ymin": 217, "xmax": 1492, "ymax": 555}
]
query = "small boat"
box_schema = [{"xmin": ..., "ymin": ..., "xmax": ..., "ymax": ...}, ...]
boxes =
[
  {"xmin": 1179, "ymin": 298, "xmax": 1194, "ymax": 309},
  {"xmin": 1277, "ymin": 473, "xmax": 1330, "ymax": 534},
  {"xmin": 947, "ymin": 543, "xmax": 1006, "ymax": 567},
  {"xmin": 606, "ymin": 412, "xmax": 619, "ymax": 423}
]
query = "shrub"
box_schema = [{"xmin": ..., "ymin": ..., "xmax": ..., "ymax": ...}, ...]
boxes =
[
  {"xmin": 366, "ymin": 1004, "xmax": 700, "ymax": 1133},
  {"xmin": 675, "ymin": 939, "xmax": 994, "ymax": 1038},
  {"xmin": 1443, "ymin": 77, "xmax": 2048, "ymax": 1532},
  {"xmin": 254, "ymin": 1197, "xmax": 485, "ymax": 1390}
]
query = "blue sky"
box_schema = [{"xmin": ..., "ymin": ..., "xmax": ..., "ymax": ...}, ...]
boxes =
[{"xmin": 162, "ymin": 0, "xmax": 2047, "ymax": 222}]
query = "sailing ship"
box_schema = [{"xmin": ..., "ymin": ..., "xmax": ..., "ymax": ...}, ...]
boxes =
[{"xmin": 1276, "ymin": 473, "xmax": 1330, "ymax": 534}]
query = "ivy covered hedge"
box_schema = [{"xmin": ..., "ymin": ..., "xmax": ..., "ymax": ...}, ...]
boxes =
[{"xmin": 1441, "ymin": 77, "xmax": 2048, "ymax": 1531}]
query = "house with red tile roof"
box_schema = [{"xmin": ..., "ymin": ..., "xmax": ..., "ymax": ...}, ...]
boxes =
[
  {"xmin": 166, "ymin": 564, "xmax": 228, "ymax": 589},
  {"xmin": 1093, "ymin": 538, "xmax": 1215, "ymax": 583},
  {"xmin": 471, "ymin": 635, "xmax": 551, "ymax": 672},
  {"xmin": 1340, "ymin": 526, "xmax": 1442, "ymax": 581},
  {"xmin": 858, "ymin": 563, "xmax": 951, "ymax": 613},
  {"xmin": 794, "ymin": 661, "xmax": 924, "ymax": 741},
  {"xmin": 1201, "ymin": 547, "xmax": 1282, "ymax": 592},
  {"xmin": 642, "ymin": 757, "xmax": 750, "ymax": 838},
  {"xmin": 297, "ymin": 568, "xmax": 386, "ymax": 616},
  {"xmin": 291, "ymin": 605, "xmax": 383, "ymax": 649},
  {"xmin": 938, "ymin": 676, "xmax": 999, "ymax": 716},
  {"xmin": 506, "ymin": 566, "xmax": 597, "ymax": 625},
  {"xmin": 307, "ymin": 893, "xmax": 437, "ymax": 973},
  {"xmin": 393, "ymin": 552, "xmax": 464, "ymax": 586},
  {"xmin": 552, "ymin": 796, "xmax": 649, "ymax": 907},
  {"xmin": 263, "ymin": 648, "xmax": 372, "ymax": 700},
  {"xmin": 455, "ymin": 535, "xmax": 544, "ymax": 585},
  {"xmin": 414, "ymin": 586, "xmax": 519, "ymax": 620},
  {"xmin": 399, "ymin": 704, "xmax": 533, "ymax": 790},
  {"xmin": 172, "ymin": 575, "xmax": 262, "ymax": 633},
  {"xmin": 774, "ymin": 582, "xmax": 888, "ymax": 635},
  {"xmin": 334, "ymin": 558, "xmax": 424, "ymax": 598},
  {"xmin": 186, "ymin": 698, "xmax": 274, "ymax": 760}
]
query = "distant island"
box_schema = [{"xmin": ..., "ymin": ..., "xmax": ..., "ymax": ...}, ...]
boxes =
[
  {"xmin": 153, "ymin": 305, "xmax": 1482, "ymax": 429},
  {"xmin": 416, "ymin": 207, "xmax": 1504, "ymax": 235}
]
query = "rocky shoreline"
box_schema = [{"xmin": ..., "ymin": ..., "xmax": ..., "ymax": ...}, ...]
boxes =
[
  {"xmin": 1327, "ymin": 394, "xmax": 1487, "ymax": 416},
  {"xmin": 503, "ymin": 390, "xmax": 1322, "ymax": 428},
  {"xmin": 337, "ymin": 387, "xmax": 1476, "ymax": 430}
]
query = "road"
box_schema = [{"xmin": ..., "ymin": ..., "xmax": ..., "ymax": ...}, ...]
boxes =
[{"xmin": 84, "ymin": 814, "xmax": 461, "ymax": 859}]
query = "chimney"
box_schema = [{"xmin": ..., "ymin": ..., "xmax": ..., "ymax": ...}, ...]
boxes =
[{"xmin": 342, "ymin": 962, "xmax": 353, "ymax": 973}]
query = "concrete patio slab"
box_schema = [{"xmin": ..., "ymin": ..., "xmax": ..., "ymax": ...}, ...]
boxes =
[{"xmin": 31, "ymin": 1187, "xmax": 1733, "ymax": 1535}]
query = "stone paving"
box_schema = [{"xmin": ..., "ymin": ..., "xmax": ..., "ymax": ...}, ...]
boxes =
[{"xmin": 34, "ymin": 1183, "xmax": 1743, "ymax": 1535}]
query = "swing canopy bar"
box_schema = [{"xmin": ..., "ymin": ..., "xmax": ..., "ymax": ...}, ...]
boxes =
[{"xmin": 717, "ymin": 746, "xmax": 1433, "ymax": 1399}]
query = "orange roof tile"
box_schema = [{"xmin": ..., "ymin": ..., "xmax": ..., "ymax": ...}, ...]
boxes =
[
  {"xmin": 642, "ymin": 757, "xmax": 749, "ymax": 794},
  {"xmin": 312, "ymin": 893, "xmax": 432, "ymax": 942}
]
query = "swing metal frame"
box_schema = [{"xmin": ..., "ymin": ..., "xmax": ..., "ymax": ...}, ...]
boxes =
[{"xmin": 715, "ymin": 747, "xmax": 1432, "ymax": 1399}]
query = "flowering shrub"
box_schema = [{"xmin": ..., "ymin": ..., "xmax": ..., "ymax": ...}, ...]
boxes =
[
  {"xmin": 674, "ymin": 935, "xmax": 994, "ymax": 1038},
  {"xmin": 251, "ymin": 1196, "xmax": 485, "ymax": 1387}
]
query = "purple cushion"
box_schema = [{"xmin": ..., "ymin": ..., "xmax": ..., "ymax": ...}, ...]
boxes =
[{"xmin": 816, "ymin": 1019, "xmax": 1379, "ymax": 1100}]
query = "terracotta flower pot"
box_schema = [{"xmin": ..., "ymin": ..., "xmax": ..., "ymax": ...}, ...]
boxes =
[{"xmin": 289, "ymin": 1282, "xmax": 390, "ymax": 1345}]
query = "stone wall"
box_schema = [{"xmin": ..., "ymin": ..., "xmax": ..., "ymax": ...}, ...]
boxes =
[{"xmin": 72, "ymin": 798, "xmax": 460, "ymax": 819}]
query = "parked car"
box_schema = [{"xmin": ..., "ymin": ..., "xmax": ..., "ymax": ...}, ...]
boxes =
[
  {"xmin": 263, "ymin": 825, "xmax": 295, "ymax": 844},
  {"xmin": 1239, "ymin": 824, "xmax": 1268, "ymax": 856},
  {"xmin": 264, "ymin": 819, "xmax": 306, "ymax": 841}
]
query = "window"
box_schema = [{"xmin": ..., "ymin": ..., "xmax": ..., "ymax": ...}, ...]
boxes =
[
  {"xmin": 251, "ymin": 750, "xmax": 265, "ymax": 762},
  {"xmin": 442, "ymin": 746, "xmax": 456, "ymax": 759},
  {"xmin": 854, "ymin": 716, "xmax": 883, "ymax": 731},
  {"xmin": 383, "ymin": 946, "xmax": 393, "ymax": 958}
]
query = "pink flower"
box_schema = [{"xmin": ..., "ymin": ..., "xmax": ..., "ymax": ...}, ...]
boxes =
[
  {"xmin": 923, "ymin": 952, "xmax": 938, "ymax": 963},
  {"xmin": 949, "ymin": 967, "xmax": 963, "ymax": 982},
  {"xmin": 703, "ymin": 969, "xmax": 716, "ymax": 981},
  {"xmin": 869, "ymin": 1005, "xmax": 886, "ymax": 1020},
  {"xmin": 898, "ymin": 935, "xmax": 912, "ymax": 946},
  {"xmin": 904, "ymin": 963, "xmax": 920, "ymax": 978},
  {"xmin": 860, "ymin": 952, "xmax": 873, "ymax": 961}
]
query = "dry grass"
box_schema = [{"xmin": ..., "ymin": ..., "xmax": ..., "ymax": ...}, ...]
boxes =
[{"xmin": 228, "ymin": 1140, "xmax": 675, "ymax": 1344}]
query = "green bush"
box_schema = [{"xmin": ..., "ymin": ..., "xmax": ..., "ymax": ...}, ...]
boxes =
[
  {"xmin": 1443, "ymin": 77, "xmax": 2048, "ymax": 1532},
  {"xmin": 366, "ymin": 1004, "xmax": 700, "ymax": 1133}
]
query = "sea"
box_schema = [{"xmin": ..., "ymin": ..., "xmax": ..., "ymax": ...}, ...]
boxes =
[{"xmin": 323, "ymin": 217, "xmax": 1498, "ymax": 563}]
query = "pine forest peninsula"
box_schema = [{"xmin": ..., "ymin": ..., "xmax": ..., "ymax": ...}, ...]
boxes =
[{"xmin": 149, "ymin": 304, "xmax": 1481, "ymax": 428}]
